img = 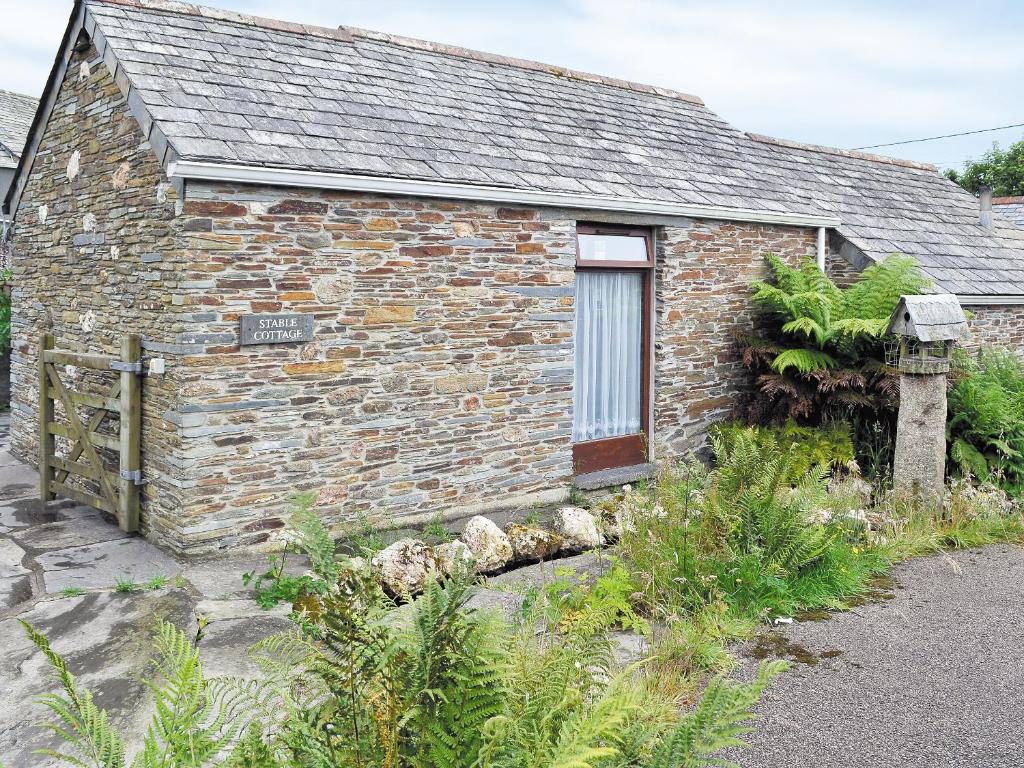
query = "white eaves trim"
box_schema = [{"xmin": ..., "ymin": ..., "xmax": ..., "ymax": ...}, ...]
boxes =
[
  {"xmin": 957, "ymin": 294, "xmax": 1024, "ymax": 306},
  {"xmin": 166, "ymin": 160, "xmax": 842, "ymax": 229}
]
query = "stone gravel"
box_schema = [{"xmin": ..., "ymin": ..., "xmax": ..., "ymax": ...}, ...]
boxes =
[{"xmin": 726, "ymin": 544, "xmax": 1024, "ymax": 767}]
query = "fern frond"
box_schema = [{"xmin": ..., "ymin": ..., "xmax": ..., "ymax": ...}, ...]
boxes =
[
  {"xmin": 771, "ymin": 349, "xmax": 837, "ymax": 374},
  {"xmin": 647, "ymin": 661, "xmax": 786, "ymax": 768}
]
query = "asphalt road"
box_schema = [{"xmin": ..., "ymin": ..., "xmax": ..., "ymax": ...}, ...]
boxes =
[{"xmin": 727, "ymin": 544, "xmax": 1024, "ymax": 767}]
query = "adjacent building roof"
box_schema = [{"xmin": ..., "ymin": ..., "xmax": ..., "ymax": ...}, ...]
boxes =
[
  {"xmin": 9, "ymin": 0, "xmax": 1024, "ymax": 300},
  {"xmin": 994, "ymin": 196, "xmax": 1024, "ymax": 229},
  {"xmin": 0, "ymin": 89, "xmax": 37, "ymax": 169},
  {"xmin": 747, "ymin": 136, "xmax": 1024, "ymax": 299}
]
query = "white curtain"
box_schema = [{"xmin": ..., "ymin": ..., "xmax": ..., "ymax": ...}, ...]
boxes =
[{"xmin": 573, "ymin": 271, "xmax": 642, "ymax": 442}]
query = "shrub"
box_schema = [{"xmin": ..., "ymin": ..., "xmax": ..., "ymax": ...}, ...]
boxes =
[
  {"xmin": 242, "ymin": 492, "xmax": 338, "ymax": 611},
  {"xmin": 948, "ymin": 348, "xmax": 1024, "ymax": 494},
  {"xmin": 618, "ymin": 426, "xmax": 880, "ymax": 621},
  {"xmin": 737, "ymin": 253, "xmax": 928, "ymax": 477},
  {"xmin": 0, "ymin": 273, "xmax": 10, "ymax": 355},
  {"xmin": 712, "ymin": 420, "xmax": 854, "ymax": 481}
]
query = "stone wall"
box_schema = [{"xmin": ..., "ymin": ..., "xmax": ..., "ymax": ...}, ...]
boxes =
[
  {"xmin": 655, "ymin": 221, "xmax": 817, "ymax": 453},
  {"xmin": 165, "ymin": 186, "xmax": 576, "ymax": 553},
  {"xmin": 159, "ymin": 192, "xmax": 821, "ymax": 555},
  {"xmin": 961, "ymin": 305, "xmax": 1024, "ymax": 353},
  {"xmin": 7, "ymin": 44, "xmax": 187, "ymax": 541}
]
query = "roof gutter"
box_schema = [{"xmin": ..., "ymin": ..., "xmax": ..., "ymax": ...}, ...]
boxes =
[
  {"xmin": 166, "ymin": 160, "xmax": 842, "ymax": 229},
  {"xmin": 957, "ymin": 294, "xmax": 1024, "ymax": 306}
]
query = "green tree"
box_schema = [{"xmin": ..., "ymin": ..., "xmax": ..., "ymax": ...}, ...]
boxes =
[{"xmin": 944, "ymin": 138, "xmax": 1024, "ymax": 196}]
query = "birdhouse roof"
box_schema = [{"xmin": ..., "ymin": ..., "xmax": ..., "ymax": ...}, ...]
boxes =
[{"xmin": 887, "ymin": 294, "xmax": 967, "ymax": 342}]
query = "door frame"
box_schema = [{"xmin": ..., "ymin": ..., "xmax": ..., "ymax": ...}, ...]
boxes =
[{"xmin": 571, "ymin": 223, "xmax": 654, "ymax": 475}]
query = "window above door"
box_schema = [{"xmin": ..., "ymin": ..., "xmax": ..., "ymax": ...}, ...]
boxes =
[{"xmin": 576, "ymin": 226, "xmax": 655, "ymax": 269}]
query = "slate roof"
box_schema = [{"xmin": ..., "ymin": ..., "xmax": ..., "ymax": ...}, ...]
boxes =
[
  {"xmin": 83, "ymin": 0, "xmax": 824, "ymax": 217},
  {"xmin": 0, "ymin": 90, "xmax": 37, "ymax": 169},
  {"xmin": 14, "ymin": 0, "xmax": 1024, "ymax": 298},
  {"xmin": 994, "ymin": 197, "xmax": 1024, "ymax": 229},
  {"xmin": 746, "ymin": 135, "xmax": 1024, "ymax": 298}
]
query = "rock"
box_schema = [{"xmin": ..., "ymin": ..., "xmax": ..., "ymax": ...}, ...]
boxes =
[
  {"xmin": 460, "ymin": 516, "xmax": 513, "ymax": 573},
  {"xmin": 553, "ymin": 507, "xmax": 603, "ymax": 550},
  {"xmin": 505, "ymin": 524, "xmax": 563, "ymax": 562},
  {"xmin": 434, "ymin": 540, "xmax": 473, "ymax": 576},
  {"xmin": 371, "ymin": 539, "xmax": 438, "ymax": 596},
  {"xmin": 830, "ymin": 475, "xmax": 873, "ymax": 507}
]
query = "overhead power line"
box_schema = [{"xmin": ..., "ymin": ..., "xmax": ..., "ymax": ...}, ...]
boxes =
[{"xmin": 851, "ymin": 122, "xmax": 1024, "ymax": 150}]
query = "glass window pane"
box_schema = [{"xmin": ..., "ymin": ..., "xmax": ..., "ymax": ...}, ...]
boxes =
[
  {"xmin": 573, "ymin": 271, "xmax": 643, "ymax": 442},
  {"xmin": 578, "ymin": 233, "xmax": 648, "ymax": 262}
]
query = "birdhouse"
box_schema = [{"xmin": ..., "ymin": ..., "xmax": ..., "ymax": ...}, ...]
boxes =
[{"xmin": 886, "ymin": 294, "xmax": 967, "ymax": 374}]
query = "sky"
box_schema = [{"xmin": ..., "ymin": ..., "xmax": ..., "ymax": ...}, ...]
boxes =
[{"xmin": 1, "ymin": 0, "xmax": 1022, "ymax": 172}]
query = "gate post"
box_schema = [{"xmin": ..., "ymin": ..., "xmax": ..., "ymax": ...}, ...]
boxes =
[
  {"xmin": 38, "ymin": 332, "xmax": 54, "ymax": 503},
  {"xmin": 118, "ymin": 333, "xmax": 142, "ymax": 532}
]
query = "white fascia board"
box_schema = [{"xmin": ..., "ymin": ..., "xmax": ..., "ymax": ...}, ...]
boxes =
[
  {"xmin": 957, "ymin": 294, "xmax": 1024, "ymax": 306},
  {"xmin": 166, "ymin": 160, "xmax": 842, "ymax": 229}
]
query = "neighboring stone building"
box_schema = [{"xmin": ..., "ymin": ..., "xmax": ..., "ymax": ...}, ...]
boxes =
[
  {"xmin": 0, "ymin": 89, "xmax": 37, "ymax": 222},
  {"xmin": 5, "ymin": 0, "xmax": 1024, "ymax": 555},
  {"xmin": 0, "ymin": 89, "xmax": 38, "ymax": 407}
]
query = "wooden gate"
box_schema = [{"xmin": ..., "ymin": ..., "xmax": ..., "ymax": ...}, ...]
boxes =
[{"xmin": 38, "ymin": 332, "xmax": 142, "ymax": 532}]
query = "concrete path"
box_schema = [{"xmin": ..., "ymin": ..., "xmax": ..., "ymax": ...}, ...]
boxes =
[
  {"xmin": 0, "ymin": 412, "xmax": 293, "ymax": 766},
  {"xmin": 727, "ymin": 544, "xmax": 1024, "ymax": 767}
]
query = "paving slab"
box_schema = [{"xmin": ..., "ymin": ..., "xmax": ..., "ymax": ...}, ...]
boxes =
[
  {"xmin": 0, "ymin": 496, "xmax": 88, "ymax": 530},
  {"xmin": 0, "ymin": 574, "xmax": 34, "ymax": 608},
  {"xmin": 12, "ymin": 512, "xmax": 131, "ymax": 552},
  {"xmin": 0, "ymin": 589, "xmax": 194, "ymax": 766},
  {"xmin": 0, "ymin": 537, "xmax": 29, "ymax": 578},
  {"xmin": 484, "ymin": 549, "xmax": 613, "ymax": 590},
  {"xmin": 37, "ymin": 538, "xmax": 183, "ymax": 592},
  {"xmin": 183, "ymin": 554, "xmax": 300, "ymax": 601},
  {"xmin": 725, "ymin": 545, "xmax": 1024, "ymax": 768}
]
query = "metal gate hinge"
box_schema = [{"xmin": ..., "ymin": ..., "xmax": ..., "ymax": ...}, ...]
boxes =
[
  {"xmin": 120, "ymin": 469, "xmax": 146, "ymax": 485},
  {"xmin": 109, "ymin": 360, "xmax": 143, "ymax": 374}
]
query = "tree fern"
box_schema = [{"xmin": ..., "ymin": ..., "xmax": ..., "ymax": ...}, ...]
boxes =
[
  {"xmin": 771, "ymin": 348, "xmax": 837, "ymax": 375},
  {"xmin": 738, "ymin": 253, "xmax": 927, "ymax": 475},
  {"xmin": 21, "ymin": 620, "xmax": 127, "ymax": 768}
]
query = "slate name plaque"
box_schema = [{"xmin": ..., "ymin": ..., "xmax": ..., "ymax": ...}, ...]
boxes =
[{"xmin": 239, "ymin": 313, "xmax": 314, "ymax": 345}]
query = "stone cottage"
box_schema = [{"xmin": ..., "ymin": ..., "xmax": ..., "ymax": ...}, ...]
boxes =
[{"xmin": 6, "ymin": 0, "xmax": 1024, "ymax": 556}]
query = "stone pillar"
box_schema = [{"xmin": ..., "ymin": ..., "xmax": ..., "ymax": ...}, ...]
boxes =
[{"xmin": 892, "ymin": 373, "xmax": 947, "ymax": 500}]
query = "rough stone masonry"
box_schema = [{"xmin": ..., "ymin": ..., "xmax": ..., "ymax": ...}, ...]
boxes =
[{"xmin": 8, "ymin": 42, "xmax": 835, "ymax": 557}]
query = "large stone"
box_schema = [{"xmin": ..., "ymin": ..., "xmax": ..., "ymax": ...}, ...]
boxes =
[
  {"xmin": 371, "ymin": 539, "xmax": 438, "ymax": 596},
  {"xmin": 434, "ymin": 540, "xmax": 473, "ymax": 576},
  {"xmin": 505, "ymin": 523, "xmax": 562, "ymax": 562},
  {"xmin": 553, "ymin": 506, "xmax": 603, "ymax": 550},
  {"xmin": 460, "ymin": 516, "xmax": 513, "ymax": 573}
]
